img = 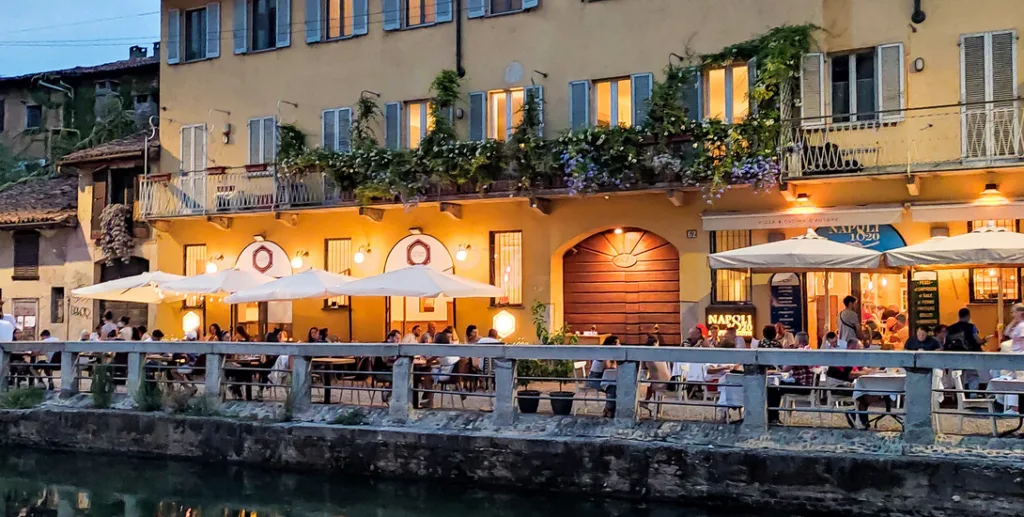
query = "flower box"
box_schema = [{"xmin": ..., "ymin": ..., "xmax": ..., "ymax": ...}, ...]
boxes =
[
  {"xmin": 206, "ymin": 166, "xmax": 227, "ymax": 175},
  {"xmin": 244, "ymin": 163, "xmax": 268, "ymax": 173}
]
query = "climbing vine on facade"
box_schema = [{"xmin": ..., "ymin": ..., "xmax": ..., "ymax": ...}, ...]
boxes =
[{"xmin": 98, "ymin": 204, "xmax": 135, "ymax": 265}]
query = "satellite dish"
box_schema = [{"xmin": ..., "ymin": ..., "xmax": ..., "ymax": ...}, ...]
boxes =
[{"xmin": 504, "ymin": 61, "xmax": 524, "ymax": 86}]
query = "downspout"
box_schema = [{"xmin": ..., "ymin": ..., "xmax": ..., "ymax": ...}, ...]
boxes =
[{"xmin": 455, "ymin": 0, "xmax": 465, "ymax": 77}]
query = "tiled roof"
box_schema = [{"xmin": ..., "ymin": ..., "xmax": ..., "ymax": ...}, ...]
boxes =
[
  {"xmin": 0, "ymin": 175, "xmax": 78, "ymax": 228},
  {"xmin": 0, "ymin": 56, "xmax": 158, "ymax": 85},
  {"xmin": 61, "ymin": 131, "xmax": 156, "ymax": 164}
]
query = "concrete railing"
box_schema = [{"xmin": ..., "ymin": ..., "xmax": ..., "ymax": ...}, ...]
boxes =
[{"xmin": 5, "ymin": 341, "xmax": 1023, "ymax": 443}]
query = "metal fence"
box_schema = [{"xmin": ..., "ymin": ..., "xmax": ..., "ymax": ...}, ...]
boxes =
[{"xmin": 6, "ymin": 341, "xmax": 1024, "ymax": 442}]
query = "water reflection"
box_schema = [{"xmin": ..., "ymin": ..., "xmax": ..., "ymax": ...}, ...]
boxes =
[{"xmin": 1, "ymin": 450, "xmax": 763, "ymax": 517}]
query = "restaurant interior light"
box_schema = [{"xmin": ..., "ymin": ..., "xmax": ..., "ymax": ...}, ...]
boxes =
[
  {"xmin": 493, "ymin": 310, "xmax": 517, "ymax": 339},
  {"xmin": 354, "ymin": 245, "xmax": 371, "ymax": 264},
  {"xmin": 456, "ymin": 244, "xmax": 471, "ymax": 262},
  {"xmin": 613, "ymin": 228, "xmax": 624, "ymax": 235},
  {"xmin": 796, "ymin": 193, "xmax": 811, "ymax": 204},
  {"xmin": 981, "ymin": 183, "xmax": 1001, "ymax": 196}
]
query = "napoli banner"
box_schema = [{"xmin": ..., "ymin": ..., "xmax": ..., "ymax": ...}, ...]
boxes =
[{"xmin": 814, "ymin": 224, "xmax": 906, "ymax": 252}]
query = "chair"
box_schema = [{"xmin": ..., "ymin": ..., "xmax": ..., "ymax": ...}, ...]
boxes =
[
  {"xmin": 780, "ymin": 373, "xmax": 820, "ymax": 424},
  {"xmin": 436, "ymin": 366, "xmax": 466, "ymax": 409},
  {"xmin": 572, "ymin": 360, "xmax": 604, "ymax": 415},
  {"xmin": 952, "ymin": 370, "xmax": 997, "ymax": 435}
]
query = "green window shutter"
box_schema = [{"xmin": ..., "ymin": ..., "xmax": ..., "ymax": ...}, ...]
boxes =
[
  {"xmin": 305, "ymin": 0, "xmax": 322, "ymax": 43},
  {"xmin": 353, "ymin": 0, "xmax": 369, "ymax": 35},
  {"xmin": 469, "ymin": 92, "xmax": 485, "ymax": 141},
  {"xmin": 468, "ymin": 0, "xmax": 485, "ymax": 18},
  {"xmin": 746, "ymin": 58, "xmax": 758, "ymax": 117},
  {"xmin": 630, "ymin": 72, "xmax": 653, "ymax": 126},
  {"xmin": 436, "ymin": 0, "xmax": 453, "ymax": 22},
  {"xmin": 383, "ymin": 0, "xmax": 401, "ymax": 30},
  {"xmin": 569, "ymin": 80, "xmax": 590, "ymax": 130}
]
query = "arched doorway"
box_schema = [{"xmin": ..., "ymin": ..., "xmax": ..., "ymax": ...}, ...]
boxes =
[
  {"xmin": 384, "ymin": 234, "xmax": 455, "ymax": 335},
  {"xmin": 562, "ymin": 228, "xmax": 681, "ymax": 345}
]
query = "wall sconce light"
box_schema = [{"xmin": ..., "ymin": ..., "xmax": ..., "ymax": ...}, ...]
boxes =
[
  {"xmin": 205, "ymin": 254, "xmax": 224, "ymax": 274},
  {"xmin": 981, "ymin": 183, "xmax": 1001, "ymax": 196},
  {"xmin": 253, "ymin": 234, "xmax": 265, "ymax": 242},
  {"xmin": 182, "ymin": 311, "xmax": 202, "ymax": 334},
  {"xmin": 913, "ymin": 57, "xmax": 926, "ymax": 72},
  {"xmin": 796, "ymin": 193, "xmax": 811, "ymax": 204},
  {"xmin": 492, "ymin": 310, "xmax": 517, "ymax": 339},
  {"xmin": 613, "ymin": 228, "xmax": 624, "ymax": 235},
  {"xmin": 291, "ymin": 250, "xmax": 309, "ymax": 269},
  {"xmin": 455, "ymin": 244, "xmax": 472, "ymax": 262},
  {"xmin": 354, "ymin": 245, "xmax": 372, "ymax": 264}
]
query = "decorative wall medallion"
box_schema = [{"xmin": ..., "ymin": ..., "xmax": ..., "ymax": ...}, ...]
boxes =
[
  {"xmin": 407, "ymin": 240, "xmax": 431, "ymax": 266},
  {"xmin": 612, "ymin": 253, "xmax": 638, "ymax": 269},
  {"xmin": 252, "ymin": 245, "xmax": 274, "ymax": 273}
]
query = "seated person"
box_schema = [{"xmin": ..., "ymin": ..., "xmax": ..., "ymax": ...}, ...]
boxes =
[{"xmin": 904, "ymin": 325, "xmax": 941, "ymax": 351}]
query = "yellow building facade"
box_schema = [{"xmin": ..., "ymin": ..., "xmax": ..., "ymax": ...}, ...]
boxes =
[{"xmin": 139, "ymin": 0, "xmax": 1024, "ymax": 345}]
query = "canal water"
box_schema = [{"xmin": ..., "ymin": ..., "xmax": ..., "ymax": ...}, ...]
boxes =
[{"xmin": 0, "ymin": 449, "xmax": 781, "ymax": 517}]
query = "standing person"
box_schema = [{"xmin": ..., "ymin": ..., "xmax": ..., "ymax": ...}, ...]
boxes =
[
  {"xmin": 100, "ymin": 311, "xmax": 117, "ymax": 338},
  {"xmin": 837, "ymin": 296, "xmax": 865, "ymax": 345},
  {"xmin": 206, "ymin": 324, "xmax": 223, "ymax": 341},
  {"xmin": 905, "ymin": 325, "xmax": 941, "ymax": 351},
  {"xmin": 117, "ymin": 316, "xmax": 133, "ymax": 341},
  {"xmin": 945, "ymin": 308, "xmax": 987, "ymax": 392},
  {"xmin": 724, "ymin": 326, "xmax": 746, "ymax": 349},
  {"xmin": 639, "ymin": 333, "xmax": 672, "ymax": 414},
  {"xmin": 402, "ymin": 325, "xmax": 422, "ymax": 344}
]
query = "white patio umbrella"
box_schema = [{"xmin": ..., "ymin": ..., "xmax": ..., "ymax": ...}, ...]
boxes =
[
  {"xmin": 71, "ymin": 271, "xmax": 185, "ymax": 304},
  {"xmin": 330, "ymin": 265, "xmax": 502, "ymax": 298},
  {"xmin": 708, "ymin": 228, "xmax": 890, "ymax": 273},
  {"xmin": 886, "ymin": 225, "xmax": 1024, "ymax": 328},
  {"xmin": 224, "ymin": 268, "xmax": 355, "ymax": 304},
  {"xmin": 161, "ymin": 268, "xmax": 276, "ymax": 297}
]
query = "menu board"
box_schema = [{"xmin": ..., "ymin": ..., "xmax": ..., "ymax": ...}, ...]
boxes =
[
  {"xmin": 770, "ymin": 273, "xmax": 805, "ymax": 333},
  {"xmin": 910, "ymin": 271, "xmax": 940, "ymax": 329}
]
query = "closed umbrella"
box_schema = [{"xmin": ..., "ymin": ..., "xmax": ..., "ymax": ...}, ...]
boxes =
[
  {"xmin": 224, "ymin": 269, "xmax": 355, "ymax": 304},
  {"xmin": 330, "ymin": 265, "xmax": 502, "ymax": 298},
  {"xmin": 709, "ymin": 228, "xmax": 889, "ymax": 273},
  {"xmin": 162, "ymin": 268, "xmax": 276, "ymax": 296},
  {"xmin": 71, "ymin": 271, "xmax": 185, "ymax": 304}
]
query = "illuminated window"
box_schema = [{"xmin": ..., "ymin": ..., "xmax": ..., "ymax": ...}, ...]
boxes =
[
  {"xmin": 593, "ymin": 78, "xmax": 633, "ymax": 127},
  {"xmin": 705, "ymin": 64, "xmax": 750, "ymax": 123},
  {"xmin": 969, "ymin": 219, "xmax": 1020, "ymax": 302},
  {"xmin": 183, "ymin": 244, "xmax": 207, "ymax": 309},
  {"xmin": 405, "ymin": 100, "xmax": 434, "ymax": 149},
  {"xmin": 406, "ymin": 0, "xmax": 437, "ymax": 27},
  {"xmin": 487, "ymin": 89, "xmax": 524, "ymax": 141},
  {"xmin": 711, "ymin": 230, "xmax": 752, "ymax": 303},
  {"xmin": 324, "ymin": 238, "xmax": 352, "ymax": 309},
  {"xmin": 491, "ymin": 231, "xmax": 523, "ymax": 306},
  {"xmin": 326, "ymin": 0, "xmax": 356, "ymax": 38}
]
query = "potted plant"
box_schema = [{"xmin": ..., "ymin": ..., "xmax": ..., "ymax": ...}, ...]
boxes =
[
  {"xmin": 515, "ymin": 359, "xmax": 543, "ymax": 414},
  {"xmin": 547, "ymin": 359, "xmax": 576, "ymax": 416}
]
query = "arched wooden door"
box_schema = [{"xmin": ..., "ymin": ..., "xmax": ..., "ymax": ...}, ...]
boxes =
[{"xmin": 563, "ymin": 228, "xmax": 680, "ymax": 345}]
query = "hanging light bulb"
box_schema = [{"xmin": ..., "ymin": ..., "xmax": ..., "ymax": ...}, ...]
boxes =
[
  {"xmin": 354, "ymin": 245, "xmax": 371, "ymax": 264},
  {"xmin": 455, "ymin": 244, "xmax": 472, "ymax": 262},
  {"xmin": 205, "ymin": 261, "xmax": 218, "ymax": 274},
  {"xmin": 989, "ymin": 268, "xmax": 998, "ymax": 277}
]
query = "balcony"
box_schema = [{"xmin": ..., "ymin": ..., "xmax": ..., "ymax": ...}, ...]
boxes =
[{"xmin": 779, "ymin": 100, "xmax": 1024, "ymax": 179}]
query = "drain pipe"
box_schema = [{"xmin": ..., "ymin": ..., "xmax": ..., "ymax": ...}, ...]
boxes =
[{"xmin": 455, "ymin": 0, "xmax": 465, "ymax": 77}]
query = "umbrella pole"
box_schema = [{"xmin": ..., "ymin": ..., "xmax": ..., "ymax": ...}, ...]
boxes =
[
  {"xmin": 999, "ymin": 268, "xmax": 1005, "ymax": 341},
  {"xmin": 823, "ymin": 272, "xmax": 831, "ymax": 332}
]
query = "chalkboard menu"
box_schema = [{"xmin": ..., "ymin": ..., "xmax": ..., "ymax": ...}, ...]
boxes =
[
  {"xmin": 770, "ymin": 273, "xmax": 805, "ymax": 333},
  {"xmin": 910, "ymin": 271, "xmax": 940, "ymax": 329}
]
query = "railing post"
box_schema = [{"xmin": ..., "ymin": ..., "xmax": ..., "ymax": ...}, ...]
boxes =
[
  {"xmin": 205, "ymin": 353, "xmax": 223, "ymax": 400},
  {"xmin": 60, "ymin": 351, "xmax": 79, "ymax": 397},
  {"xmin": 494, "ymin": 358, "xmax": 516, "ymax": 425},
  {"xmin": 741, "ymin": 364, "xmax": 769, "ymax": 433},
  {"xmin": 615, "ymin": 361, "xmax": 638, "ymax": 421},
  {"xmin": 126, "ymin": 352, "xmax": 145, "ymax": 396},
  {"xmin": 0, "ymin": 348, "xmax": 9, "ymax": 393},
  {"xmin": 389, "ymin": 357, "xmax": 412, "ymax": 422},
  {"xmin": 904, "ymin": 367, "xmax": 935, "ymax": 444},
  {"xmin": 290, "ymin": 356, "xmax": 312, "ymax": 411}
]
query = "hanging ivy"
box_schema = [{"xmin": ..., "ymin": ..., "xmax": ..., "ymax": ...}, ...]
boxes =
[{"xmin": 99, "ymin": 203, "xmax": 134, "ymax": 265}]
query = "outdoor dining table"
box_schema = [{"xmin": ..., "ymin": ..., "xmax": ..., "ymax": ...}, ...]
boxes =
[
  {"xmin": 312, "ymin": 357, "xmax": 356, "ymax": 404},
  {"xmin": 851, "ymin": 371, "xmax": 944, "ymax": 428},
  {"xmin": 717, "ymin": 373, "xmax": 783, "ymax": 412}
]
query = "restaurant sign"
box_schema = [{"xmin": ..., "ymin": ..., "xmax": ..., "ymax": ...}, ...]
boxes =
[
  {"xmin": 910, "ymin": 270, "xmax": 940, "ymax": 329},
  {"xmin": 705, "ymin": 305, "xmax": 756, "ymax": 338},
  {"xmin": 814, "ymin": 224, "xmax": 906, "ymax": 252}
]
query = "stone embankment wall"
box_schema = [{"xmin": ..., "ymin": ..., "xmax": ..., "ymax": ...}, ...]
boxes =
[{"xmin": 2, "ymin": 406, "xmax": 1024, "ymax": 516}]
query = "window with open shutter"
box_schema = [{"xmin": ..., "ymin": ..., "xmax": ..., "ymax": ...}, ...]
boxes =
[
  {"xmin": 800, "ymin": 53, "xmax": 825, "ymax": 125},
  {"xmin": 248, "ymin": 117, "xmax": 277, "ymax": 164},
  {"xmin": 961, "ymin": 31, "xmax": 1019, "ymax": 160},
  {"xmin": 322, "ymin": 108, "xmax": 352, "ymax": 152},
  {"xmin": 877, "ymin": 43, "xmax": 904, "ymax": 122},
  {"xmin": 13, "ymin": 231, "xmax": 40, "ymax": 281}
]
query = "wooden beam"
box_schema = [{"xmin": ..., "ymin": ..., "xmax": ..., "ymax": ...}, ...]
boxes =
[
  {"xmin": 906, "ymin": 176, "xmax": 921, "ymax": 197},
  {"xmin": 529, "ymin": 197, "xmax": 551, "ymax": 215},
  {"xmin": 275, "ymin": 213, "xmax": 299, "ymax": 227},
  {"xmin": 779, "ymin": 182, "xmax": 797, "ymax": 202},
  {"xmin": 439, "ymin": 202, "xmax": 463, "ymax": 220},
  {"xmin": 150, "ymin": 220, "xmax": 171, "ymax": 233},
  {"xmin": 206, "ymin": 216, "xmax": 232, "ymax": 231},
  {"xmin": 359, "ymin": 207, "xmax": 385, "ymax": 223},
  {"xmin": 666, "ymin": 189, "xmax": 686, "ymax": 207}
]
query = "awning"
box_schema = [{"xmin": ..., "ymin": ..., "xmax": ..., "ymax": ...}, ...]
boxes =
[
  {"xmin": 910, "ymin": 200, "xmax": 1024, "ymax": 223},
  {"xmin": 701, "ymin": 205, "xmax": 904, "ymax": 232}
]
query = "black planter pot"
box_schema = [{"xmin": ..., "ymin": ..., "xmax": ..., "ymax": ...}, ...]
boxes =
[
  {"xmin": 517, "ymin": 390, "xmax": 541, "ymax": 413},
  {"xmin": 549, "ymin": 391, "xmax": 575, "ymax": 415}
]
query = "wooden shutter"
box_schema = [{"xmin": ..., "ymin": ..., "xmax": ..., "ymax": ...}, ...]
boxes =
[
  {"xmin": 569, "ymin": 80, "xmax": 590, "ymax": 130},
  {"xmin": 468, "ymin": 92, "xmax": 485, "ymax": 141},
  {"xmin": 467, "ymin": 0, "xmax": 485, "ymax": 18},
  {"xmin": 323, "ymin": 109, "xmax": 337, "ymax": 151},
  {"xmin": 338, "ymin": 108, "xmax": 352, "ymax": 152},
  {"xmin": 383, "ymin": 0, "xmax": 401, "ymax": 30},
  {"xmin": 305, "ymin": 0, "xmax": 321, "ymax": 42},
  {"xmin": 181, "ymin": 126, "xmax": 193, "ymax": 171},
  {"xmin": 384, "ymin": 102, "xmax": 401, "ymax": 150},
  {"xmin": 525, "ymin": 85, "xmax": 544, "ymax": 137},
  {"xmin": 680, "ymin": 66, "xmax": 701, "ymax": 120},
  {"xmin": 436, "ymin": 0, "xmax": 453, "ymax": 22},
  {"xmin": 13, "ymin": 231, "xmax": 40, "ymax": 280},
  {"xmin": 991, "ymin": 31, "xmax": 1016, "ymax": 105},
  {"xmin": 206, "ymin": 2, "xmax": 221, "ymax": 58},
  {"xmin": 962, "ymin": 34, "xmax": 987, "ymax": 158},
  {"xmin": 91, "ymin": 171, "xmax": 108, "ymax": 238},
  {"xmin": 522, "ymin": 0, "xmax": 538, "ymax": 8},
  {"xmin": 233, "ymin": 0, "xmax": 248, "ymax": 54},
  {"xmin": 276, "ymin": 0, "xmax": 292, "ymax": 47},
  {"xmin": 196, "ymin": 126, "xmax": 207, "ymax": 171},
  {"xmin": 877, "ymin": 43, "xmax": 904, "ymax": 122},
  {"xmin": 631, "ymin": 72, "xmax": 653, "ymax": 127},
  {"xmin": 352, "ymin": 0, "xmax": 369, "ymax": 35},
  {"xmin": 263, "ymin": 117, "xmax": 277, "ymax": 162},
  {"xmin": 167, "ymin": 9, "xmax": 181, "ymax": 64},
  {"xmin": 800, "ymin": 53, "xmax": 825, "ymax": 125}
]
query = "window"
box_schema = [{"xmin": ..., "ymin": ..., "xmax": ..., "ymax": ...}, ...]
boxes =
[
  {"xmin": 829, "ymin": 49, "xmax": 876, "ymax": 123},
  {"xmin": 326, "ymin": 0, "xmax": 355, "ymax": 38},
  {"xmin": 467, "ymin": 0, "xmax": 535, "ymax": 17},
  {"xmin": 406, "ymin": 0, "xmax": 437, "ymax": 26},
  {"xmin": 180, "ymin": 125, "xmax": 207, "ymax": 172},
  {"xmin": 324, "ymin": 238, "xmax": 352, "ymax": 308},
  {"xmin": 183, "ymin": 244, "xmax": 208, "ymax": 308},
  {"xmin": 969, "ymin": 219, "xmax": 1020, "ymax": 302},
  {"xmin": 593, "ymin": 78, "xmax": 632, "ymax": 127},
  {"xmin": 12, "ymin": 299, "xmax": 38, "ymax": 341},
  {"xmin": 13, "ymin": 230, "xmax": 40, "ymax": 281},
  {"xmin": 25, "ymin": 105, "xmax": 42, "ymax": 129},
  {"xmin": 710, "ymin": 230, "xmax": 751, "ymax": 303},
  {"xmin": 322, "ymin": 108, "xmax": 352, "ymax": 152},
  {"xmin": 569, "ymin": 74, "xmax": 651, "ymax": 130},
  {"xmin": 962, "ymin": 31, "xmax": 1018, "ymax": 159},
  {"xmin": 490, "ymin": 0, "xmax": 523, "ymax": 14},
  {"xmin": 248, "ymin": 117, "xmax": 277, "ymax": 164},
  {"xmin": 491, "ymin": 231, "xmax": 523, "ymax": 306},
  {"xmin": 705, "ymin": 64, "xmax": 749, "ymax": 123},
  {"xmin": 405, "ymin": 100, "xmax": 433, "ymax": 149},
  {"xmin": 184, "ymin": 7, "xmax": 209, "ymax": 62},
  {"xmin": 487, "ymin": 89, "xmax": 524, "ymax": 141},
  {"xmin": 252, "ymin": 0, "xmax": 279, "ymax": 51},
  {"xmin": 51, "ymin": 287, "xmax": 65, "ymax": 324}
]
